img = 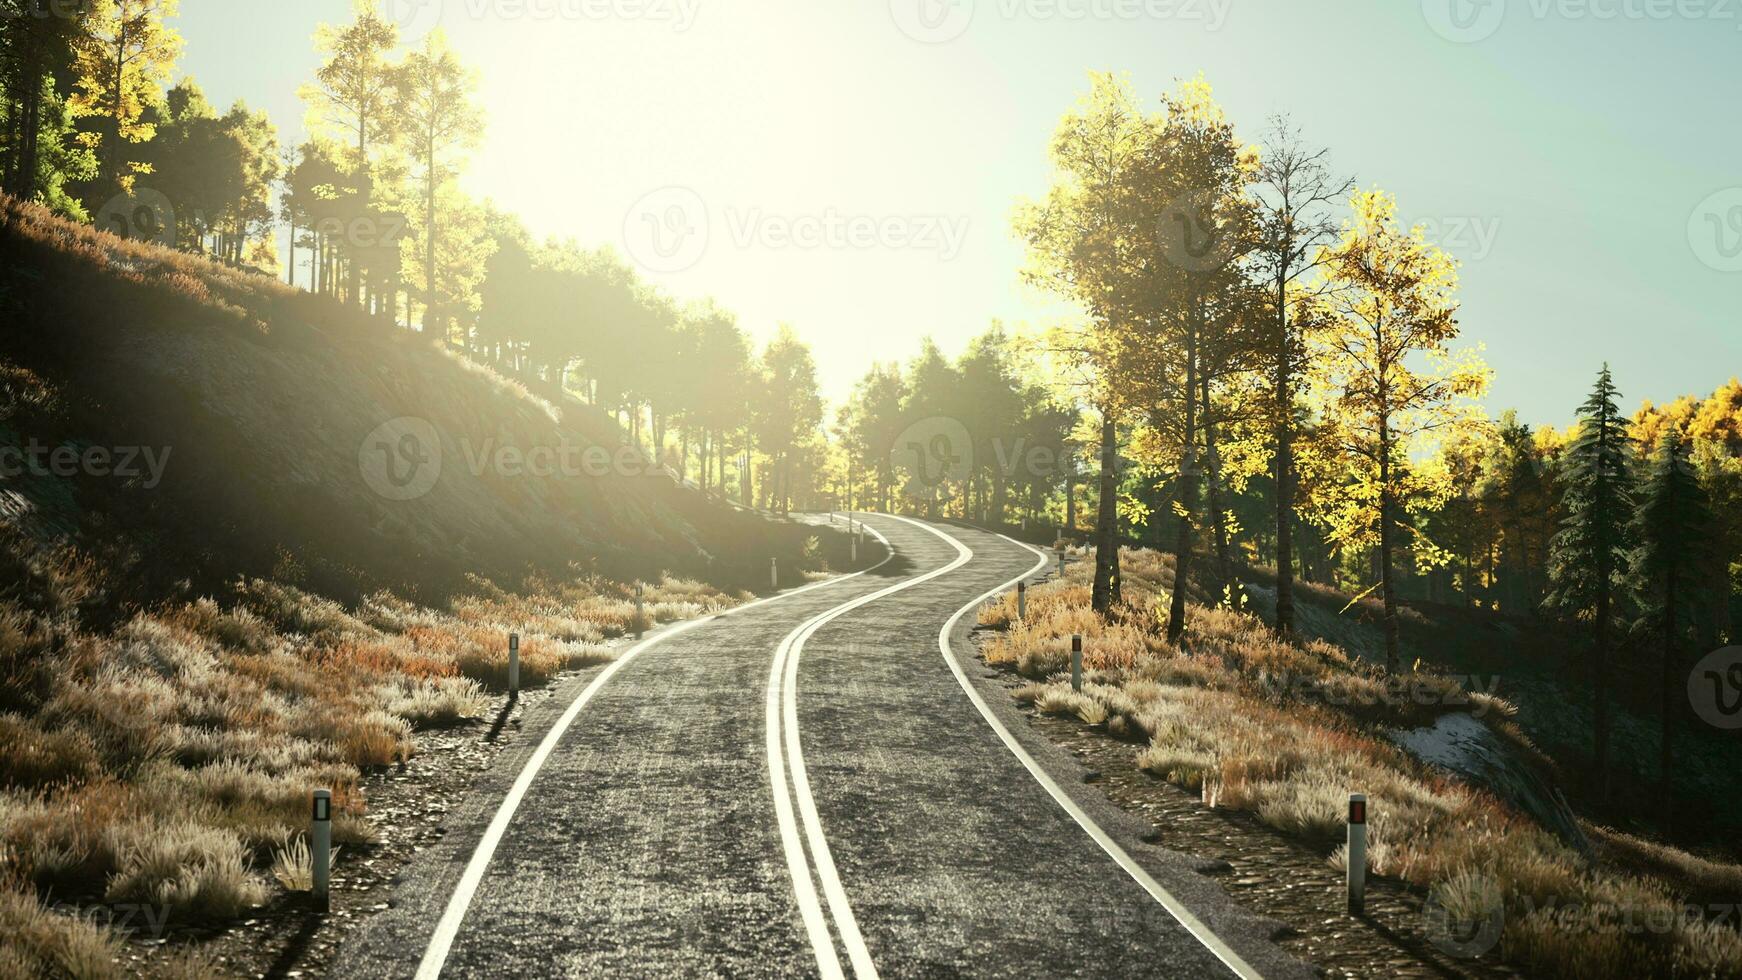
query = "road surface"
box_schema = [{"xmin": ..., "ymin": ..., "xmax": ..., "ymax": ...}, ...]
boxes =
[{"xmin": 338, "ymin": 514, "xmax": 1310, "ymax": 979}]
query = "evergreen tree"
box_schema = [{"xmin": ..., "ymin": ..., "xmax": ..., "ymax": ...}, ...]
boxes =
[
  {"xmin": 1632, "ymin": 428, "xmax": 1717, "ymax": 801},
  {"xmin": 1543, "ymin": 365, "xmax": 1636, "ymax": 801}
]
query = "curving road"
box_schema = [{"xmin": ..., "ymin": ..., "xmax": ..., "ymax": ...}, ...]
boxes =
[{"xmin": 337, "ymin": 514, "xmax": 1311, "ymax": 979}]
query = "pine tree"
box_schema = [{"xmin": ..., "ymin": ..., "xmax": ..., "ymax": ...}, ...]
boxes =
[
  {"xmin": 1544, "ymin": 365, "xmax": 1636, "ymax": 801},
  {"xmin": 1632, "ymin": 428, "xmax": 1717, "ymax": 803}
]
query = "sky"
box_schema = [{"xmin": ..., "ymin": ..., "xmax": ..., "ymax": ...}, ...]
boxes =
[{"xmin": 173, "ymin": 0, "xmax": 1742, "ymax": 427}]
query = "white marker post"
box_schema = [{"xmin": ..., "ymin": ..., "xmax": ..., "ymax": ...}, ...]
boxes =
[
  {"xmin": 1017, "ymin": 581, "xmax": 1027, "ymax": 621},
  {"xmin": 312, "ymin": 788, "xmax": 332, "ymax": 913},
  {"xmin": 851, "ymin": 534, "xmax": 858, "ymax": 563},
  {"xmin": 508, "ymin": 633, "xmax": 520, "ymax": 696},
  {"xmin": 1347, "ymin": 793, "xmax": 1367, "ymax": 914},
  {"xmin": 1070, "ymin": 634, "xmax": 1083, "ymax": 692},
  {"xmin": 634, "ymin": 584, "xmax": 645, "ymax": 639},
  {"xmin": 1057, "ymin": 548, "xmax": 1066, "ymax": 578},
  {"xmin": 770, "ymin": 557, "xmax": 779, "ymax": 590}
]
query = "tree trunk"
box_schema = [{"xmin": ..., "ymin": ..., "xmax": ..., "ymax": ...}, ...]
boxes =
[
  {"xmin": 1203, "ymin": 376, "xmax": 1237, "ymax": 607},
  {"xmin": 1378, "ymin": 421, "xmax": 1403, "ymax": 672},
  {"xmin": 1167, "ymin": 328, "xmax": 1200, "ymax": 645},
  {"xmin": 1091, "ymin": 412, "xmax": 1121, "ymax": 613},
  {"xmin": 1661, "ymin": 570, "xmax": 1678, "ymax": 808}
]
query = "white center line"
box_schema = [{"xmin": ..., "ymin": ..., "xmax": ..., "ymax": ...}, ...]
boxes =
[
  {"xmin": 415, "ymin": 533, "xmax": 895, "ymax": 980},
  {"xmin": 766, "ymin": 516, "xmax": 972, "ymax": 980}
]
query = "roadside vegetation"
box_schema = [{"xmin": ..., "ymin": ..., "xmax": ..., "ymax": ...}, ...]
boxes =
[
  {"xmin": 0, "ymin": 521, "xmax": 742, "ymax": 978},
  {"xmin": 981, "ymin": 547, "xmax": 1742, "ymax": 980}
]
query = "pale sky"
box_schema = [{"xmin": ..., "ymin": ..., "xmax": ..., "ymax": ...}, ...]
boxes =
[{"xmin": 176, "ymin": 0, "xmax": 1742, "ymax": 426}]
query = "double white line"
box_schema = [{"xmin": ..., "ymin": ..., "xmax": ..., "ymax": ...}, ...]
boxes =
[
  {"xmin": 414, "ymin": 533, "xmax": 894, "ymax": 980},
  {"xmin": 765, "ymin": 520, "xmax": 972, "ymax": 979}
]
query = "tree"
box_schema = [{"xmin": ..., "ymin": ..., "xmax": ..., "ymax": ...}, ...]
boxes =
[
  {"xmin": 1632, "ymin": 428, "xmax": 1717, "ymax": 802},
  {"xmin": 1311, "ymin": 188, "xmax": 1489, "ymax": 671},
  {"xmin": 1251, "ymin": 115, "xmax": 1350, "ymax": 636},
  {"xmin": 754, "ymin": 326, "xmax": 823, "ymax": 515},
  {"xmin": 839, "ymin": 362, "xmax": 908, "ymax": 512},
  {"xmin": 1, "ymin": 0, "xmax": 94, "ymax": 205},
  {"xmin": 1544, "ymin": 365, "xmax": 1636, "ymax": 801},
  {"xmin": 1014, "ymin": 73, "xmax": 1157, "ymax": 614},
  {"xmin": 391, "ymin": 29, "xmax": 481, "ymax": 335},
  {"xmin": 300, "ymin": 1, "xmax": 398, "ymax": 304},
  {"xmin": 1127, "ymin": 75, "xmax": 1259, "ymax": 641},
  {"xmin": 68, "ymin": 0, "xmax": 182, "ymax": 195}
]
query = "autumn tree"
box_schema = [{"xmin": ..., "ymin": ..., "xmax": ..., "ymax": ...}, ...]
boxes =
[
  {"xmin": 1251, "ymin": 115, "xmax": 1350, "ymax": 636},
  {"xmin": 1310, "ymin": 188, "xmax": 1489, "ymax": 671},
  {"xmin": 1014, "ymin": 72, "xmax": 1156, "ymax": 613},
  {"xmin": 300, "ymin": 1, "xmax": 398, "ymax": 304},
  {"xmin": 1544, "ymin": 365, "xmax": 1635, "ymax": 800},
  {"xmin": 391, "ymin": 29, "xmax": 481, "ymax": 335},
  {"xmin": 68, "ymin": 0, "xmax": 182, "ymax": 195},
  {"xmin": 754, "ymin": 326, "xmax": 824, "ymax": 516},
  {"xmin": 1129, "ymin": 75, "xmax": 1259, "ymax": 641}
]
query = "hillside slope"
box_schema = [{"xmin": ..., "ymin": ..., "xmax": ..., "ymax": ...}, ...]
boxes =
[{"xmin": 0, "ymin": 195, "xmax": 785, "ymax": 609}]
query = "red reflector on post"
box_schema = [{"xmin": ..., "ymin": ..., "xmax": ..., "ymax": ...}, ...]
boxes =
[
  {"xmin": 1349, "ymin": 800, "xmax": 1365, "ymax": 824},
  {"xmin": 1071, "ymin": 634, "xmax": 1082, "ymax": 652}
]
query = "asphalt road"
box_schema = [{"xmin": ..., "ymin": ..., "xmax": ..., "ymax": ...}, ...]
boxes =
[{"xmin": 337, "ymin": 514, "xmax": 1312, "ymax": 979}]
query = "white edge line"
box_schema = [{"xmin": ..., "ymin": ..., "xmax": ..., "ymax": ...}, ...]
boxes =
[
  {"xmin": 415, "ymin": 528, "xmax": 894, "ymax": 980},
  {"xmin": 887, "ymin": 516, "xmax": 1265, "ymax": 980}
]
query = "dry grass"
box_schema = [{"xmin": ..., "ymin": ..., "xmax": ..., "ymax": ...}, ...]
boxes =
[
  {"xmin": 983, "ymin": 544, "xmax": 1742, "ymax": 980},
  {"xmin": 0, "ymin": 885, "xmax": 121, "ymax": 980},
  {"xmin": 0, "ymin": 538, "xmax": 739, "ymax": 972}
]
